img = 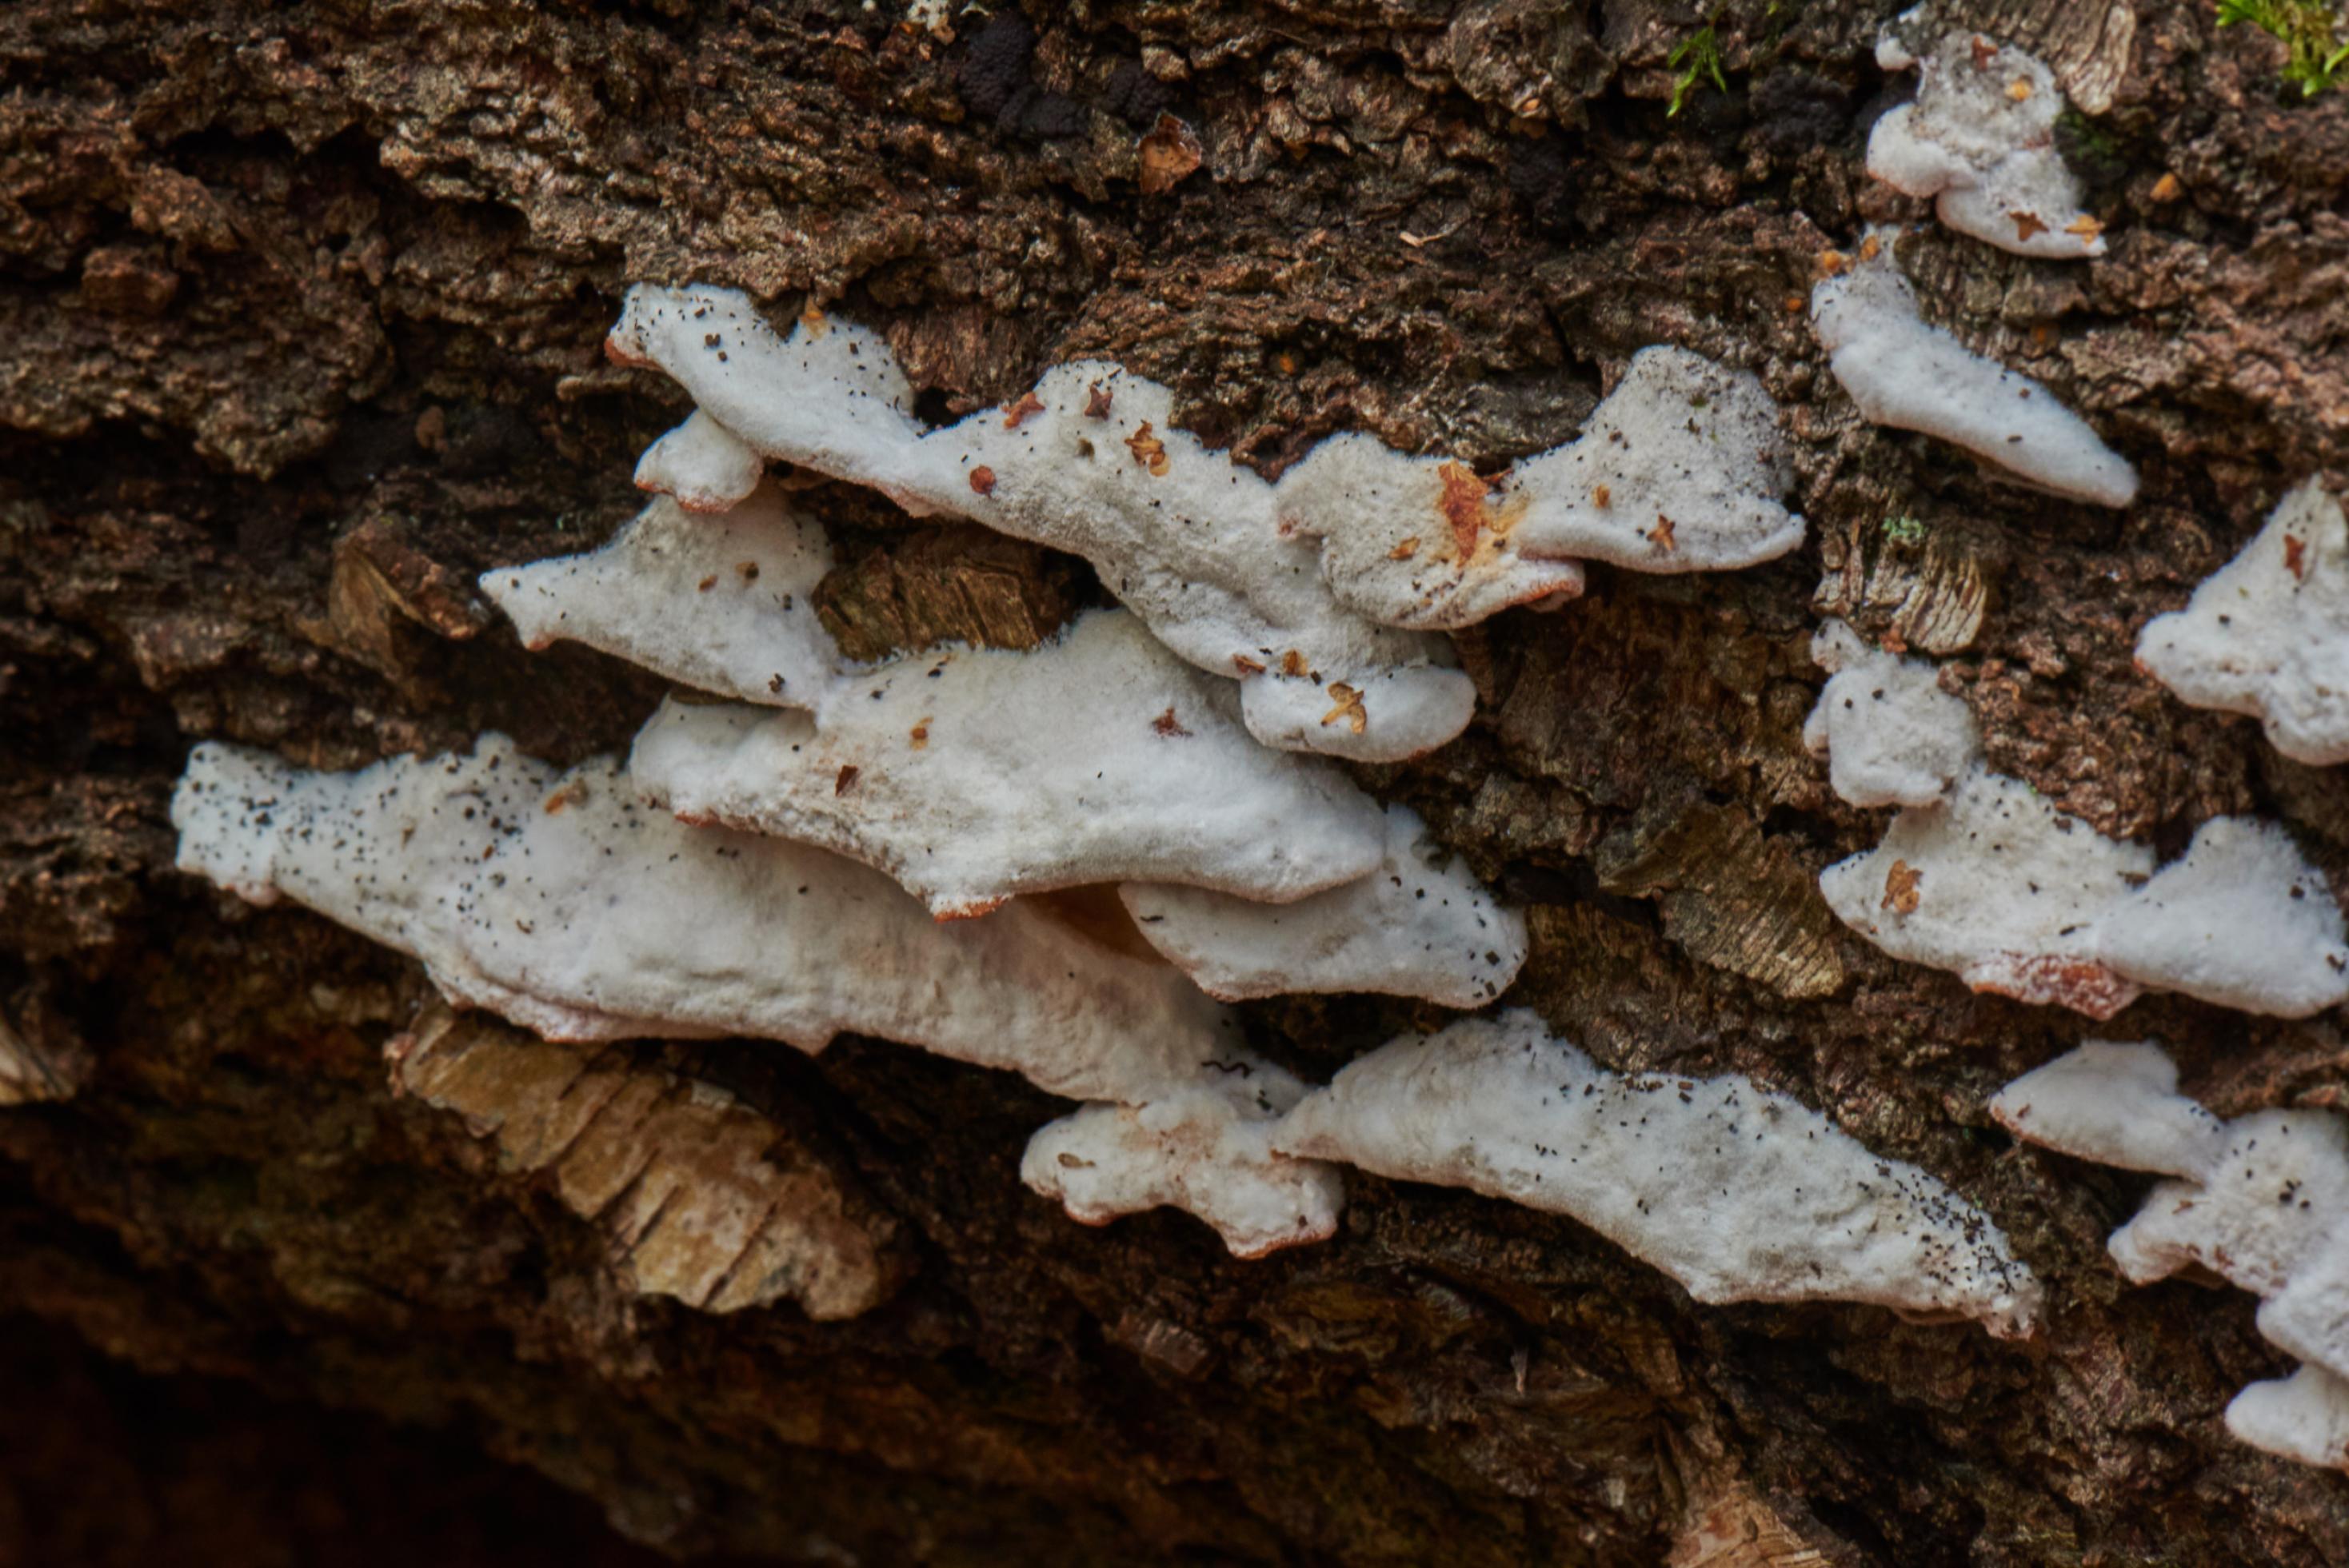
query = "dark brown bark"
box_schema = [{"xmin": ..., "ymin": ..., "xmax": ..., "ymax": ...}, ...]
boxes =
[{"xmin": 4, "ymin": 0, "xmax": 2348, "ymax": 1562}]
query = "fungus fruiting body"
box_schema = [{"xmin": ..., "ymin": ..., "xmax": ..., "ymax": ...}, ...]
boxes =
[
  {"xmin": 1273, "ymin": 1011, "xmax": 2042, "ymax": 1337},
  {"xmin": 1276, "ymin": 346, "xmax": 1802, "ymax": 627},
  {"xmin": 171, "ymin": 736, "xmax": 1248, "ymax": 1101},
  {"xmin": 1868, "ymin": 20, "xmax": 2106, "ymax": 260},
  {"xmin": 481, "ymin": 484, "xmax": 841, "ymax": 709},
  {"xmin": 607, "ymin": 285, "xmax": 1804, "ymax": 761},
  {"xmin": 1807, "ymin": 621, "xmax": 2349, "ymax": 1018},
  {"xmin": 2135, "ymin": 479, "xmax": 2349, "ymax": 765},
  {"xmin": 1022, "ymin": 1071, "xmax": 1344, "ymax": 1259},
  {"xmin": 1992, "ymin": 1042, "xmax": 2349, "ymax": 1470},
  {"xmin": 1810, "ymin": 233, "xmax": 2137, "ymax": 508},
  {"xmin": 627, "ymin": 609, "xmax": 1392, "ymax": 917},
  {"xmin": 608, "ymin": 285, "xmax": 1475, "ymax": 763},
  {"xmin": 1119, "ymin": 802, "xmax": 1529, "ymax": 1006}
]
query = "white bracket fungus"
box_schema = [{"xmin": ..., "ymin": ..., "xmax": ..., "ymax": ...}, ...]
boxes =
[
  {"xmin": 609, "ymin": 286, "xmax": 1476, "ymax": 764},
  {"xmin": 1272, "ymin": 1010, "xmax": 2042, "ymax": 1337},
  {"xmin": 390, "ymin": 1005, "xmax": 906, "ymax": 1319},
  {"xmin": 171, "ymin": 736, "xmax": 1248, "ymax": 1102},
  {"xmin": 1803, "ymin": 618, "xmax": 1978, "ymax": 808},
  {"xmin": 172, "ymin": 736, "xmax": 1360, "ymax": 1263},
  {"xmin": 1275, "ymin": 345, "xmax": 1802, "ymax": 626},
  {"xmin": 1808, "ymin": 621, "xmax": 2349, "ymax": 1018},
  {"xmin": 481, "ymin": 482, "xmax": 842, "ymax": 710},
  {"xmin": 1991, "ymin": 1041, "xmax": 2349, "ymax": 1470},
  {"xmin": 1119, "ymin": 802, "xmax": 1528, "ymax": 1007},
  {"xmin": 608, "ymin": 285, "xmax": 1803, "ymax": 760},
  {"xmin": 2135, "ymin": 479, "xmax": 2349, "ymax": 766},
  {"xmin": 626, "ymin": 609, "xmax": 1392, "ymax": 918},
  {"xmin": 1022, "ymin": 1068, "xmax": 1345, "ymax": 1259},
  {"xmin": 1869, "ymin": 20, "xmax": 2107, "ymax": 260},
  {"xmin": 1810, "ymin": 233, "xmax": 2138, "ymax": 509}
]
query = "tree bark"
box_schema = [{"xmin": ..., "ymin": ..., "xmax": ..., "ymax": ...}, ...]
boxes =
[{"xmin": 5, "ymin": 0, "xmax": 2347, "ymax": 1562}]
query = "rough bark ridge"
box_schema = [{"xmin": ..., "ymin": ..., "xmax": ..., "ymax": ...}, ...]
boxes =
[{"xmin": 5, "ymin": 0, "xmax": 2349, "ymax": 1562}]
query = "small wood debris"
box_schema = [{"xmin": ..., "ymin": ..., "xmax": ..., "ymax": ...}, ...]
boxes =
[
  {"xmin": 2007, "ymin": 78, "xmax": 2032, "ymax": 101},
  {"xmin": 1388, "ymin": 537, "xmax": 1420, "ymax": 561},
  {"xmin": 1592, "ymin": 485, "xmax": 1612, "ymax": 509},
  {"xmin": 1125, "ymin": 422, "xmax": 1169, "ymax": 476},
  {"xmin": 2011, "ymin": 210, "xmax": 2049, "ymax": 241},
  {"xmin": 1320, "ymin": 682, "xmax": 1368, "ymax": 734},
  {"xmin": 1651, "ymin": 514, "xmax": 1678, "ymax": 553},
  {"xmin": 1883, "ymin": 859, "xmax": 1923, "ymax": 915},
  {"xmin": 801, "ymin": 301, "xmax": 828, "ymax": 339},
  {"xmin": 1002, "ymin": 391, "xmax": 1046, "ymax": 429},
  {"xmin": 969, "ymin": 465, "xmax": 997, "ymax": 495},
  {"xmin": 2064, "ymin": 214, "xmax": 2103, "ymax": 241},
  {"xmin": 1137, "ymin": 113, "xmax": 1204, "ymax": 196},
  {"xmin": 1970, "ymin": 35, "xmax": 1997, "ymax": 70},
  {"xmin": 737, "ymin": 560, "xmax": 760, "ymax": 581},
  {"xmin": 1816, "ymin": 249, "xmax": 1851, "ymax": 278},
  {"xmin": 2151, "ymin": 172, "xmax": 2183, "ymax": 202},
  {"xmin": 1232, "ymin": 654, "xmax": 1267, "ymax": 675},
  {"xmin": 697, "ymin": 573, "xmax": 719, "ymax": 592},
  {"xmin": 1151, "ymin": 707, "xmax": 1192, "ymax": 737},
  {"xmin": 835, "ymin": 764, "xmax": 861, "ymax": 795},
  {"xmin": 543, "ymin": 779, "xmax": 589, "ymax": 815},
  {"xmin": 2287, "ymin": 535, "xmax": 2308, "ymax": 581},
  {"xmin": 1085, "ymin": 381, "xmax": 1113, "ymax": 420},
  {"xmin": 909, "ymin": 719, "xmax": 931, "ymax": 748},
  {"xmin": 1858, "ymin": 232, "xmax": 1884, "ymax": 263}
]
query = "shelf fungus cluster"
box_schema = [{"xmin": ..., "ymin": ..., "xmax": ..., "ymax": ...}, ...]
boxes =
[
  {"xmin": 1810, "ymin": 233, "xmax": 2137, "ymax": 509},
  {"xmin": 1273, "ymin": 1011, "xmax": 2041, "ymax": 1338},
  {"xmin": 2136, "ymin": 479, "xmax": 2349, "ymax": 767},
  {"xmin": 170, "ymin": 290, "xmax": 2048, "ymax": 1337},
  {"xmin": 1992, "ymin": 1043, "xmax": 2349, "ymax": 1470},
  {"xmin": 1868, "ymin": 14, "xmax": 2107, "ymax": 261},
  {"xmin": 1805, "ymin": 620, "xmax": 2349, "ymax": 1019},
  {"xmin": 606, "ymin": 284, "xmax": 1804, "ymax": 763}
]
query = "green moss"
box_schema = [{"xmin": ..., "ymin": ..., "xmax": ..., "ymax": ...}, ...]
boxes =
[
  {"xmin": 1882, "ymin": 515, "xmax": 1930, "ymax": 545},
  {"xmin": 2219, "ymin": 0, "xmax": 2349, "ymax": 97}
]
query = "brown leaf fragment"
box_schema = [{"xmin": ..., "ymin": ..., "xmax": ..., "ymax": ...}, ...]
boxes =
[
  {"xmin": 1970, "ymin": 34, "xmax": 1997, "ymax": 70},
  {"xmin": 1652, "ymin": 515, "xmax": 1678, "ymax": 553},
  {"xmin": 1137, "ymin": 113, "xmax": 1203, "ymax": 196},
  {"xmin": 909, "ymin": 720, "xmax": 930, "ymax": 748},
  {"xmin": 801, "ymin": 301, "xmax": 828, "ymax": 339},
  {"xmin": 1883, "ymin": 860, "xmax": 1922, "ymax": 914},
  {"xmin": 2007, "ymin": 78, "xmax": 2032, "ymax": 101},
  {"xmin": 969, "ymin": 465, "xmax": 997, "ymax": 495},
  {"xmin": 1858, "ymin": 231, "xmax": 1883, "ymax": 263},
  {"xmin": 835, "ymin": 764, "xmax": 861, "ymax": 796},
  {"xmin": 1125, "ymin": 422, "xmax": 1169, "ymax": 476},
  {"xmin": 2151, "ymin": 172, "xmax": 2183, "ymax": 201},
  {"xmin": 2287, "ymin": 535, "xmax": 2308, "ymax": 580},
  {"xmin": 1084, "ymin": 381, "xmax": 1113, "ymax": 419},
  {"xmin": 2011, "ymin": 210, "xmax": 2049, "ymax": 241},
  {"xmin": 1320, "ymin": 682, "xmax": 1367, "ymax": 734},
  {"xmin": 697, "ymin": 573, "xmax": 719, "ymax": 592},
  {"xmin": 1437, "ymin": 461, "xmax": 1491, "ymax": 559},
  {"xmin": 1816, "ymin": 249, "xmax": 1850, "ymax": 278},
  {"xmin": 1388, "ymin": 537, "xmax": 1421, "ymax": 560},
  {"xmin": 1592, "ymin": 485, "xmax": 1611, "ymax": 509},
  {"xmin": 2064, "ymin": 214, "xmax": 2103, "ymax": 241},
  {"xmin": 1232, "ymin": 654, "xmax": 1266, "ymax": 676},
  {"xmin": 1002, "ymin": 391, "xmax": 1046, "ymax": 429},
  {"xmin": 1280, "ymin": 649, "xmax": 1308, "ymax": 678},
  {"xmin": 1151, "ymin": 707, "xmax": 1192, "ymax": 737}
]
